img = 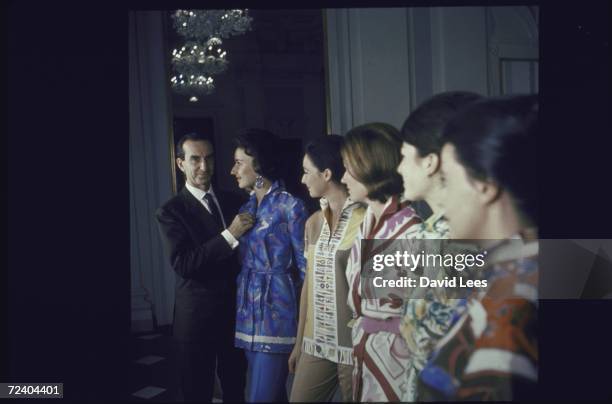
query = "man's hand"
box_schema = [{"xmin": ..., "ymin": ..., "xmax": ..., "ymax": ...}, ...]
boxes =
[{"xmin": 227, "ymin": 212, "xmax": 255, "ymax": 238}]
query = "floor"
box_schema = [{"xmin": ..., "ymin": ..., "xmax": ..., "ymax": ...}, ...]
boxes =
[
  {"xmin": 129, "ymin": 326, "xmax": 329, "ymax": 402},
  {"xmin": 129, "ymin": 326, "xmax": 185, "ymax": 402}
]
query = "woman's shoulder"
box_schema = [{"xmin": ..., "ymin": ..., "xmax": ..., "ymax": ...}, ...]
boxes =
[
  {"xmin": 418, "ymin": 214, "xmax": 450, "ymax": 239},
  {"xmin": 305, "ymin": 210, "xmax": 324, "ymax": 242},
  {"xmin": 239, "ymin": 193, "xmax": 257, "ymax": 214},
  {"xmin": 274, "ymin": 189, "xmax": 307, "ymax": 211},
  {"xmin": 350, "ymin": 203, "xmax": 367, "ymax": 218},
  {"xmin": 383, "ymin": 202, "xmax": 422, "ymax": 238},
  {"xmin": 399, "ymin": 201, "xmax": 420, "ymax": 215},
  {"xmin": 391, "ymin": 202, "xmax": 422, "ymax": 227}
]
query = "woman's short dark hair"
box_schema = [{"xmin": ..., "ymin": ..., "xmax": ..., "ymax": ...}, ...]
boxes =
[
  {"xmin": 400, "ymin": 91, "xmax": 483, "ymax": 157},
  {"xmin": 341, "ymin": 122, "xmax": 404, "ymax": 203},
  {"xmin": 444, "ymin": 94, "xmax": 538, "ymax": 225},
  {"xmin": 305, "ymin": 135, "xmax": 346, "ymax": 185},
  {"xmin": 234, "ymin": 128, "xmax": 282, "ymax": 181}
]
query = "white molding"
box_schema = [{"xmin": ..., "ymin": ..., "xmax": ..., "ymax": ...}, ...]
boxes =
[
  {"xmin": 325, "ymin": 8, "xmax": 414, "ymax": 130},
  {"xmin": 324, "ymin": 6, "xmax": 535, "ymax": 127},
  {"xmin": 325, "ymin": 8, "xmax": 355, "ymax": 136},
  {"xmin": 430, "ymin": 8, "xmax": 446, "ymax": 94},
  {"xmin": 339, "ymin": 9, "xmax": 354, "ymax": 135},
  {"xmin": 430, "ymin": 7, "xmax": 489, "ymax": 95},
  {"xmin": 325, "ymin": 10, "xmax": 340, "ymax": 135},
  {"xmin": 406, "ymin": 8, "xmax": 417, "ymax": 111},
  {"xmin": 348, "ymin": 8, "xmax": 365, "ymax": 127},
  {"xmin": 486, "ymin": 6, "xmax": 539, "ymax": 96},
  {"xmin": 408, "ymin": 7, "xmax": 435, "ymax": 107}
]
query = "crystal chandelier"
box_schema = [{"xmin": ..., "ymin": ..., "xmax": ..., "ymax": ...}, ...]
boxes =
[
  {"xmin": 172, "ymin": 38, "xmax": 228, "ymax": 75},
  {"xmin": 173, "ymin": 9, "xmax": 252, "ymax": 40},
  {"xmin": 170, "ymin": 9, "xmax": 252, "ymax": 100}
]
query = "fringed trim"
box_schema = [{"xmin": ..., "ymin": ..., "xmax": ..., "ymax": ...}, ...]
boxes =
[
  {"xmin": 337, "ymin": 346, "xmax": 353, "ymax": 365},
  {"xmin": 302, "ymin": 338, "xmax": 316, "ymax": 356},
  {"xmin": 302, "ymin": 338, "xmax": 354, "ymax": 365}
]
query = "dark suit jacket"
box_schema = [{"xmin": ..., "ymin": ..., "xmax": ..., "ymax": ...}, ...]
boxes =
[{"xmin": 155, "ymin": 186, "xmax": 245, "ymax": 342}]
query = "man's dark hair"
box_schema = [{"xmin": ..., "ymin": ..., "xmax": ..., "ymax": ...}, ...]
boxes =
[
  {"xmin": 175, "ymin": 132, "xmax": 214, "ymax": 160},
  {"xmin": 234, "ymin": 128, "xmax": 282, "ymax": 181},
  {"xmin": 401, "ymin": 91, "xmax": 483, "ymax": 157}
]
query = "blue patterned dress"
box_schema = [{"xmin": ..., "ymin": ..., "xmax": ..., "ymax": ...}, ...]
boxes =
[{"xmin": 234, "ymin": 181, "xmax": 308, "ymax": 353}]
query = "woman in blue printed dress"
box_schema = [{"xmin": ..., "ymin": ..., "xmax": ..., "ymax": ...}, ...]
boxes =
[{"xmin": 230, "ymin": 128, "xmax": 308, "ymax": 402}]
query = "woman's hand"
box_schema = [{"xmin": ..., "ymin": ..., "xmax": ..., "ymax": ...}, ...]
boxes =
[{"xmin": 288, "ymin": 345, "xmax": 301, "ymax": 373}]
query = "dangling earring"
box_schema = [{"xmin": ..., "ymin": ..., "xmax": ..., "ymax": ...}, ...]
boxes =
[{"xmin": 255, "ymin": 175, "xmax": 264, "ymax": 189}]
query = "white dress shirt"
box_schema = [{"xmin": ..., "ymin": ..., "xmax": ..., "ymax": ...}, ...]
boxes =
[{"xmin": 184, "ymin": 182, "xmax": 239, "ymax": 249}]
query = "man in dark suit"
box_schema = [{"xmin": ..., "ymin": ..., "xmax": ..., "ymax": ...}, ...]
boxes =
[{"xmin": 156, "ymin": 133, "xmax": 254, "ymax": 402}]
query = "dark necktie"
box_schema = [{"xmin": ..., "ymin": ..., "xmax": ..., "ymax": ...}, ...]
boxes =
[{"xmin": 203, "ymin": 193, "xmax": 224, "ymax": 229}]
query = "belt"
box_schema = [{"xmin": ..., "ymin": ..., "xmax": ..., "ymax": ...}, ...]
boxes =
[{"xmin": 360, "ymin": 316, "xmax": 401, "ymax": 334}]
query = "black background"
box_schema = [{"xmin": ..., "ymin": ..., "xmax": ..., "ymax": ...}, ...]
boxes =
[{"xmin": 3, "ymin": 0, "xmax": 612, "ymax": 401}]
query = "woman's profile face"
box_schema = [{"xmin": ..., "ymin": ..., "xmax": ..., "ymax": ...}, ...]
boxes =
[
  {"xmin": 340, "ymin": 158, "xmax": 368, "ymax": 203},
  {"xmin": 440, "ymin": 143, "xmax": 486, "ymax": 239},
  {"xmin": 397, "ymin": 142, "xmax": 431, "ymax": 202},
  {"xmin": 301, "ymin": 154, "xmax": 326, "ymax": 198},
  {"xmin": 231, "ymin": 147, "xmax": 258, "ymax": 190}
]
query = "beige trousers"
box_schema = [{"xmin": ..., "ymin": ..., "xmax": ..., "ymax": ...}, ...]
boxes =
[{"xmin": 290, "ymin": 352, "xmax": 353, "ymax": 402}]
